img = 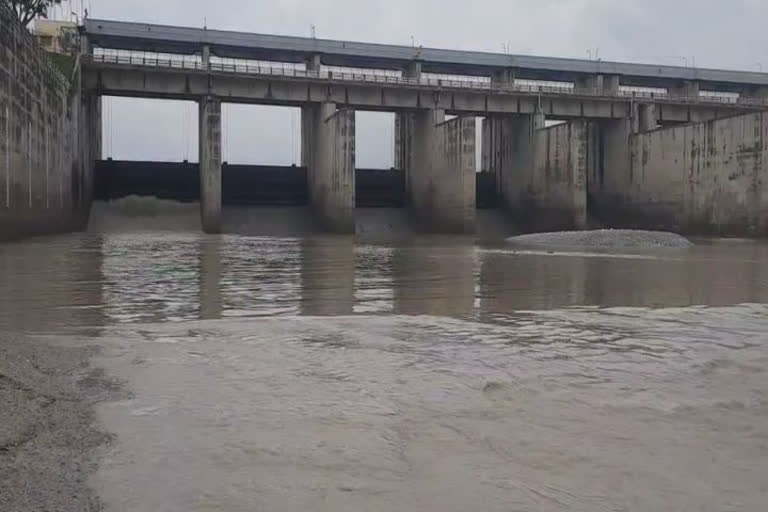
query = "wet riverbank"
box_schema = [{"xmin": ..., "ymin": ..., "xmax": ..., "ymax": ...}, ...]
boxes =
[{"xmin": 0, "ymin": 337, "xmax": 126, "ymax": 512}]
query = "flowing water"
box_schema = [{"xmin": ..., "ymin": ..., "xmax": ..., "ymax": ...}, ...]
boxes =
[{"xmin": 2, "ymin": 202, "xmax": 768, "ymax": 511}]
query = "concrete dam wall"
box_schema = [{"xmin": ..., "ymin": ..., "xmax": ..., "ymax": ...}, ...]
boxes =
[
  {"xmin": 591, "ymin": 112, "xmax": 768, "ymax": 236},
  {"xmin": 0, "ymin": 3, "xmax": 98, "ymax": 241},
  {"xmin": 2, "ymin": 0, "xmax": 767, "ymax": 240}
]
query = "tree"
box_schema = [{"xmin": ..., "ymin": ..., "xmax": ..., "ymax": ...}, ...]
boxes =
[{"xmin": 5, "ymin": 0, "xmax": 63, "ymax": 27}]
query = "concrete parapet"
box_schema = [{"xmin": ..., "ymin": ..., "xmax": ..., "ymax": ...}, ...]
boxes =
[
  {"xmin": 198, "ymin": 95, "xmax": 222, "ymax": 234},
  {"xmin": 408, "ymin": 110, "xmax": 476, "ymax": 233},
  {"xmin": 307, "ymin": 102, "xmax": 355, "ymax": 233}
]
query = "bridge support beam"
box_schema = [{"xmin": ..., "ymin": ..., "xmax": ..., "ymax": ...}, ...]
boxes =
[
  {"xmin": 199, "ymin": 95, "xmax": 222, "ymax": 234},
  {"xmin": 407, "ymin": 109, "xmax": 476, "ymax": 233},
  {"xmin": 306, "ymin": 102, "xmax": 356, "ymax": 233}
]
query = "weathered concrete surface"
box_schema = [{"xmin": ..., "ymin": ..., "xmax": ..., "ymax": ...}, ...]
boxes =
[
  {"xmin": 85, "ymin": 63, "xmax": 746, "ymax": 123},
  {"xmin": 307, "ymin": 102, "xmax": 355, "ymax": 233},
  {"xmin": 593, "ymin": 111, "xmax": 768, "ymax": 236},
  {"xmin": 198, "ymin": 96, "xmax": 222, "ymax": 234},
  {"xmin": 486, "ymin": 114, "xmax": 586, "ymax": 230},
  {"xmin": 394, "ymin": 112, "xmax": 414, "ymax": 172},
  {"xmin": 409, "ymin": 111, "xmax": 476, "ymax": 233},
  {"xmin": 574, "ymin": 74, "xmax": 620, "ymax": 96},
  {"xmin": 0, "ymin": 4, "xmax": 95, "ymax": 241},
  {"xmin": 394, "ymin": 63, "xmax": 419, "ymax": 173},
  {"xmin": 528, "ymin": 121, "xmax": 589, "ymax": 230}
]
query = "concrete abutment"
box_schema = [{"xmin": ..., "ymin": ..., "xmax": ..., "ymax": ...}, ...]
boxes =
[{"xmin": 0, "ymin": 3, "xmax": 99, "ymax": 241}]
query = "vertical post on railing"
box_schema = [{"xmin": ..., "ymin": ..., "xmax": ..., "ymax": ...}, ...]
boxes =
[
  {"xmin": 80, "ymin": 33, "xmax": 92, "ymax": 56},
  {"xmin": 202, "ymin": 45, "xmax": 211, "ymax": 71}
]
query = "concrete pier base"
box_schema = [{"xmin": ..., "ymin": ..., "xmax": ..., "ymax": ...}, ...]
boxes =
[
  {"xmin": 199, "ymin": 96, "xmax": 222, "ymax": 234},
  {"xmin": 409, "ymin": 110, "xmax": 476, "ymax": 233},
  {"xmin": 528, "ymin": 121, "xmax": 589, "ymax": 230},
  {"xmin": 486, "ymin": 113, "xmax": 587, "ymax": 231},
  {"xmin": 306, "ymin": 102, "xmax": 356, "ymax": 233}
]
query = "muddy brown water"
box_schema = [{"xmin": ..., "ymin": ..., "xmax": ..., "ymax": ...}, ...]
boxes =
[{"xmin": 1, "ymin": 202, "xmax": 768, "ymax": 511}]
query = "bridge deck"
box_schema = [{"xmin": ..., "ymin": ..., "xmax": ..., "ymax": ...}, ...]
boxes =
[{"xmin": 84, "ymin": 18, "xmax": 768, "ymax": 92}]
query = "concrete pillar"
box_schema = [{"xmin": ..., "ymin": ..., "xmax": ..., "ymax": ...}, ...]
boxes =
[
  {"xmin": 738, "ymin": 86, "xmax": 768, "ymax": 106},
  {"xmin": 301, "ymin": 55, "xmax": 322, "ymax": 167},
  {"xmin": 603, "ymin": 75, "xmax": 620, "ymax": 96},
  {"xmin": 529, "ymin": 121, "xmax": 589, "ymax": 230},
  {"xmin": 198, "ymin": 95, "xmax": 222, "ymax": 234},
  {"xmin": 409, "ymin": 110, "xmax": 476, "ymax": 233},
  {"xmin": 638, "ymin": 103, "xmax": 658, "ymax": 132},
  {"xmin": 574, "ymin": 74, "xmax": 620, "ymax": 95},
  {"xmin": 394, "ymin": 112, "xmax": 414, "ymax": 171},
  {"xmin": 79, "ymin": 34, "xmax": 92, "ymax": 55},
  {"xmin": 487, "ymin": 112, "xmax": 587, "ymax": 231},
  {"xmin": 76, "ymin": 93, "xmax": 101, "ymax": 229},
  {"xmin": 669, "ymin": 80, "xmax": 700, "ymax": 99},
  {"xmin": 481, "ymin": 117, "xmax": 494, "ymax": 173},
  {"xmin": 491, "ymin": 68, "xmax": 516, "ymax": 88},
  {"xmin": 404, "ymin": 62, "xmax": 422, "ymax": 82},
  {"xmin": 307, "ymin": 102, "xmax": 355, "ymax": 233},
  {"xmin": 88, "ymin": 95, "xmax": 102, "ymax": 163},
  {"xmin": 306, "ymin": 54, "xmax": 322, "ymax": 74},
  {"xmin": 394, "ymin": 62, "xmax": 421, "ymax": 170},
  {"xmin": 202, "ymin": 45, "xmax": 211, "ymax": 70}
]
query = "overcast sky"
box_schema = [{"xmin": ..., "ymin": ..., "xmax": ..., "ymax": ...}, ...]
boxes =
[{"xmin": 71, "ymin": 0, "xmax": 768, "ymax": 167}]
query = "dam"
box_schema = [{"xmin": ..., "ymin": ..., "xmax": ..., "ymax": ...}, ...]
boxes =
[{"xmin": 2, "ymin": 4, "xmax": 768, "ymax": 239}]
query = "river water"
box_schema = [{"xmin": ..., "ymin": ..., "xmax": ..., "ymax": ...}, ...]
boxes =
[{"xmin": 2, "ymin": 202, "xmax": 768, "ymax": 511}]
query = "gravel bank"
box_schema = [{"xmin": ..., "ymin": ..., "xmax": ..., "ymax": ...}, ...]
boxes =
[
  {"xmin": 506, "ymin": 229, "xmax": 693, "ymax": 250},
  {"xmin": 0, "ymin": 338, "xmax": 125, "ymax": 512}
]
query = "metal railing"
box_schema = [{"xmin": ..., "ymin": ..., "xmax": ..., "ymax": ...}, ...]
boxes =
[{"xmin": 87, "ymin": 53, "xmax": 768, "ymax": 107}]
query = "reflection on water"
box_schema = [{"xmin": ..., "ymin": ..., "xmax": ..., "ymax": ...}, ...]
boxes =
[
  {"xmin": 2, "ymin": 202, "xmax": 768, "ymax": 511},
  {"xmin": 2, "ymin": 227, "xmax": 768, "ymax": 332}
]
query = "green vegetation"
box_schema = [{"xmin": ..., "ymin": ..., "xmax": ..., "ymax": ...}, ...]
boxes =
[
  {"xmin": 5, "ymin": 0, "xmax": 63, "ymax": 26},
  {"xmin": 48, "ymin": 51, "xmax": 75, "ymax": 79}
]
